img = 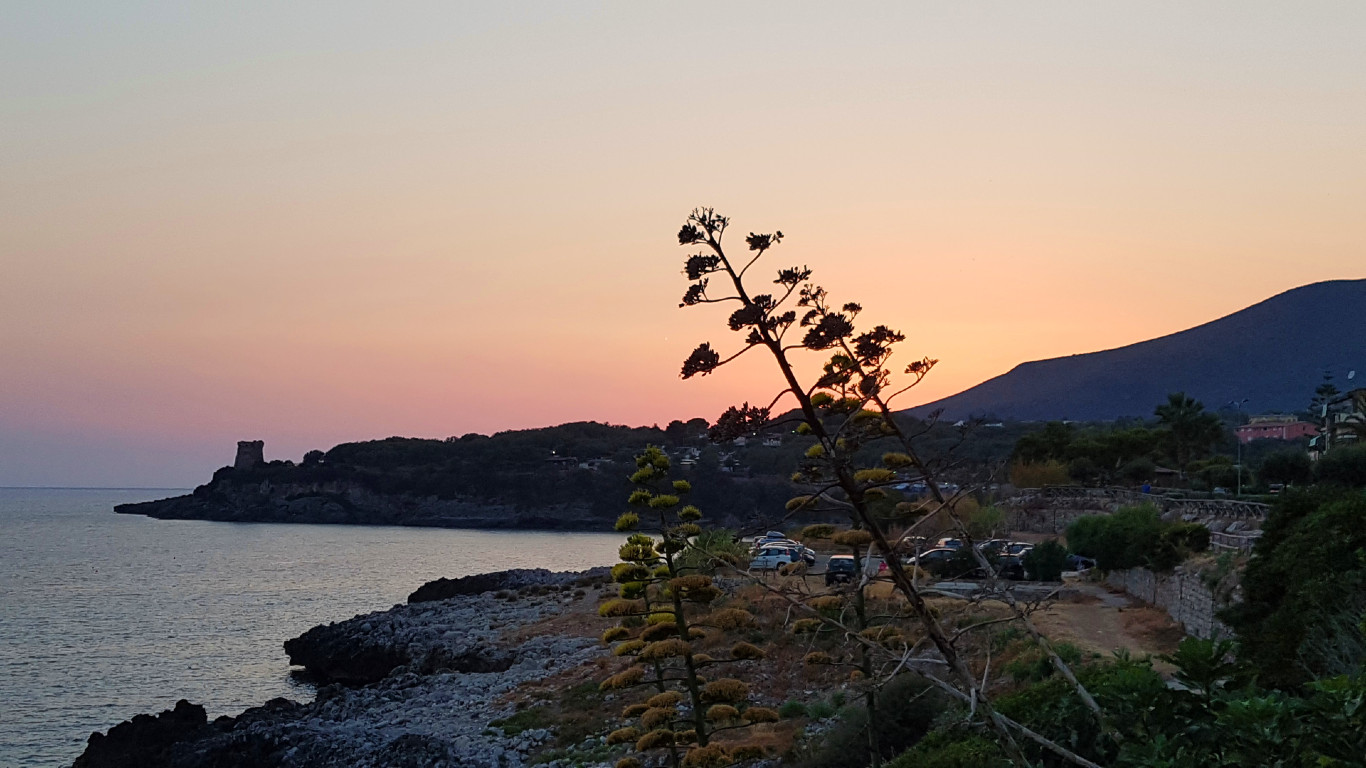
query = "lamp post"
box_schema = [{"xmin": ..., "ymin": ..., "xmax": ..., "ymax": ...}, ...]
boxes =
[{"xmin": 1226, "ymin": 398, "xmax": 1249, "ymax": 496}]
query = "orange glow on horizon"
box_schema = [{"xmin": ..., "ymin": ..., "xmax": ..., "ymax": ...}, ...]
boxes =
[{"xmin": 2, "ymin": 3, "xmax": 1364, "ymax": 485}]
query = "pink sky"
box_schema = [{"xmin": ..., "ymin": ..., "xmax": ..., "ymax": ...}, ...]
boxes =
[{"xmin": 3, "ymin": 3, "xmax": 1364, "ymax": 486}]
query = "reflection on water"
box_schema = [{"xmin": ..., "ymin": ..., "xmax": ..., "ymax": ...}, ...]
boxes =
[{"xmin": 0, "ymin": 487, "xmax": 623, "ymax": 768}]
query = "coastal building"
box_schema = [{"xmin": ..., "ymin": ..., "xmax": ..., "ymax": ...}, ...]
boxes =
[
  {"xmin": 1235, "ymin": 415, "xmax": 1317, "ymax": 444},
  {"xmin": 1323, "ymin": 388, "xmax": 1365, "ymax": 450}
]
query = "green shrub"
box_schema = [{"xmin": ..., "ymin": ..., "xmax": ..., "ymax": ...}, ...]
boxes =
[
  {"xmin": 1067, "ymin": 504, "xmax": 1209, "ymax": 572},
  {"xmin": 1067, "ymin": 504, "xmax": 1163, "ymax": 571},
  {"xmin": 1223, "ymin": 487, "xmax": 1366, "ymax": 686},
  {"xmin": 777, "ymin": 701, "xmax": 807, "ymax": 719},
  {"xmin": 1023, "ymin": 539, "xmax": 1069, "ymax": 581},
  {"xmin": 886, "ymin": 731, "xmax": 1007, "ymax": 768},
  {"xmin": 797, "ymin": 675, "xmax": 943, "ymax": 768},
  {"xmin": 1315, "ymin": 445, "xmax": 1366, "ymax": 487},
  {"xmin": 805, "ymin": 700, "xmax": 837, "ymax": 720},
  {"xmin": 1259, "ymin": 449, "xmax": 1313, "ymax": 486},
  {"xmin": 1009, "ymin": 460, "xmax": 1070, "ymax": 488}
]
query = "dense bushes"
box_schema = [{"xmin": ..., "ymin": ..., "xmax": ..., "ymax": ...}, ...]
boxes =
[
  {"xmin": 1022, "ymin": 539, "xmax": 1069, "ymax": 581},
  {"xmin": 886, "ymin": 636, "xmax": 1365, "ymax": 767},
  {"xmin": 1008, "ymin": 460, "xmax": 1070, "ymax": 489},
  {"xmin": 1222, "ymin": 486, "xmax": 1366, "ymax": 687},
  {"xmin": 1259, "ymin": 449, "xmax": 1314, "ymax": 486},
  {"xmin": 1065, "ymin": 505, "xmax": 1209, "ymax": 572},
  {"xmin": 978, "ymin": 637, "xmax": 1366, "ymax": 766},
  {"xmin": 885, "ymin": 731, "xmax": 1006, "ymax": 768},
  {"xmin": 1314, "ymin": 444, "xmax": 1366, "ymax": 487},
  {"xmin": 796, "ymin": 675, "xmax": 943, "ymax": 768}
]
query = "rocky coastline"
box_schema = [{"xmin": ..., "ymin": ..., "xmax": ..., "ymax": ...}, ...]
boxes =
[
  {"xmin": 73, "ymin": 567, "xmax": 614, "ymax": 768},
  {"xmin": 114, "ymin": 482, "xmax": 614, "ymax": 531}
]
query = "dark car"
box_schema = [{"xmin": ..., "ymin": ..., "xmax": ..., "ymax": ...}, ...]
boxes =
[
  {"xmin": 994, "ymin": 555, "xmax": 1026, "ymax": 580},
  {"xmin": 909, "ymin": 547, "xmax": 981, "ymax": 579},
  {"xmin": 976, "ymin": 539, "xmax": 1012, "ymax": 557},
  {"xmin": 825, "ymin": 554, "xmax": 859, "ymax": 585},
  {"xmin": 1066, "ymin": 554, "xmax": 1097, "ymax": 572}
]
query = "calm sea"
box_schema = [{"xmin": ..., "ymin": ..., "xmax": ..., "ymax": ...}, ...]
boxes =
[{"xmin": 0, "ymin": 488, "xmax": 624, "ymax": 768}]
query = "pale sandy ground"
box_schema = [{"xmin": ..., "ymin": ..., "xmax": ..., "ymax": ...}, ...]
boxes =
[{"xmin": 1030, "ymin": 582, "xmax": 1184, "ymax": 673}]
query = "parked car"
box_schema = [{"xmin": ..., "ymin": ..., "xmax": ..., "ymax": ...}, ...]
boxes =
[
  {"xmin": 748, "ymin": 547, "xmax": 803, "ymax": 571},
  {"xmin": 866, "ymin": 556, "xmax": 888, "ymax": 577},
  {"xmin": 1065, "ymin": 554, "xmax": 1097, "ymax": 572},
  {"xmin": 758, "ymin": 541, "xmax": 816, "ymax": 565},
  {"xmin": 825, "ymin": 554, "xmax": 859, "ymax": 585},
  {"xmin": 994, "ymin": 554, "xmax": 1026, "ymax": 581},
  {"xmin": 976, "ymin": 539, "xmax": 1013, "ymax": 556},
  {"xmin": 1004, "ymin": 542, "xmax": 1035, "ymax": 557},
  {"xmin": 935, "ymin": 537, "xmax": 965, "ymax": 550},
  {"xmin": 908, "ymin": 547, "xmax": 979, "ymax": 578},
  {"xmin": 750, "ymin": 537, "xmax": 799, "ymax": 553}
]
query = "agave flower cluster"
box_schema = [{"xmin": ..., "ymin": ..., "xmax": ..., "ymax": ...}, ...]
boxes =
[{"xmin": 599, "ymin": 447, "xmax": 775, "ymax": 768}]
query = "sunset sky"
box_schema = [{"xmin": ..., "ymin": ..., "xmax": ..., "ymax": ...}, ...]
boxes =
[{"xmin": 3, "ymin": 2, "xmax": 1364, "ymax": 486}]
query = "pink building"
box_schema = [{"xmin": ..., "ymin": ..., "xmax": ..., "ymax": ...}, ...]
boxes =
[{"xmin": 1236, "ymin": 415, "xmax": 1317, "ymax": 444}]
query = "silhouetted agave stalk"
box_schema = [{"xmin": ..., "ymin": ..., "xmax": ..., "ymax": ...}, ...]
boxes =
[{"xmin": 673, "ymin": 207, "xmax": 1107, "ymax": 768}]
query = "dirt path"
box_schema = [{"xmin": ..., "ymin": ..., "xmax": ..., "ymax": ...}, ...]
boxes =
[{"xmin": 1031, "ymin": 582, "xmax": 1185, "ymax": 671}]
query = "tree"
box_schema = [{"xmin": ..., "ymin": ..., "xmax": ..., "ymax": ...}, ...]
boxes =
[
  {"xmin": 1258, "ymin": 450, "xmax": 1312, "ymax": 487},
  {"xmin": 674, "ymin": 208, "xmax": 1105, "ymax": 767},
  {"xmin": 1315, "ymin": 445, "xmax": 1366, "ymax": 488},
  {"xmin": 1308, "ymin": 371, "xmax": 1340, "ymax": 419},
  {"xmin": 599, "ymin": 446, "xmax": 772, "ymax": 768},
  {"xmin": 1223, "ymin": 487, "xmax": 1366, "ymax": 687},
  {"xmin": 1154, "ymin": 392, "xmax": 1223, "ymax": 477}
]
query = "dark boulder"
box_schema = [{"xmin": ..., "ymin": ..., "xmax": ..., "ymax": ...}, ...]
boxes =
[
  {"xmin": 73, "ymin": 699, "xmax": 208, "ymax": 768},
  {"xmin": 283, "ymin": 624, "xmax": 409, "ymax": 685}
]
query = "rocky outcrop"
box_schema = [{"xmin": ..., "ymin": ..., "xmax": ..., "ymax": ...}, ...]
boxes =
[
  {"xmin": 73, "ymin": 700, "xmax": 209, "ymax": 768},
  {"xmin": 73, "ymin": 576, "xmax": 610, "ymax": 768},
  {"xmin": 114, "ymin": 480, "xmax": 612, "ymax": 531},
  {"xmin": 283, "ymin": 582, "xmax": 569, "ymax": 684},
  {"xmin": 407, "ymin": 566, "xmax": 610, "ymax": 603}
]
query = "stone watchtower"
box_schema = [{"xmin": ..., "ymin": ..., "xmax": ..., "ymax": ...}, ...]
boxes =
[{"xmin": 234, "ymin": 440, "xmax": 265, "ymax": 470}]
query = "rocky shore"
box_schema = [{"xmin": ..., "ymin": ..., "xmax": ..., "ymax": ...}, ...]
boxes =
[
  {"xmin": 73, "ymin": 568, "xmax": 613, "ymax": 768},
  {"xmin": 114, "ymin": 481, "xmax": 613, "ymax": 531}
]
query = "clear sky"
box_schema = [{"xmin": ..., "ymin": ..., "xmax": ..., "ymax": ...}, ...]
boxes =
[{"xmin": 3, "ymin": 2, "xmax": 1364, "ymax": 487}]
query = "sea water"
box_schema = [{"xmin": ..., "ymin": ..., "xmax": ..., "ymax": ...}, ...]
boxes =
[{"xmin": 0, "ymin": 487, "xmax": 623, "ymax": 767}]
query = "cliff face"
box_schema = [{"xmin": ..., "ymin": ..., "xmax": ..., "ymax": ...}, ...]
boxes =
[{"xmin": 115, "ymin": 479, "xmax": 609, "ymax": 531}]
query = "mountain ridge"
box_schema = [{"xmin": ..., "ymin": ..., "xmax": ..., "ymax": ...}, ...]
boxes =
[{"xmin": 908, "ymin": 278, "xmax": 1366, "ymax": 421}]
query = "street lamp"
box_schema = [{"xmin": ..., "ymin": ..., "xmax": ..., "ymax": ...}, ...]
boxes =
[{"xmin": 1226, "ymin": 398, "xmax": 1249, "ymax": 496}]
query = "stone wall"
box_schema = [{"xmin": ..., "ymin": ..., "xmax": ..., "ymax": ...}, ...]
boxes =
[{"xmin": 1106, "ymin": 565, "xmax": 1232, "ymax": 639}]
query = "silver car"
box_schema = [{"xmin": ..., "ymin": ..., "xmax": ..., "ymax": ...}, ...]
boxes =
[{"xmin": 748, "ymin": 547, "xmax": 803, "ymax": 570}]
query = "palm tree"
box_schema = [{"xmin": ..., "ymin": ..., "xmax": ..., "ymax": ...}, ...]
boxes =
[{"xmin": 1155, "ymin": 392, "xmax": 1224, "ymax": 478}]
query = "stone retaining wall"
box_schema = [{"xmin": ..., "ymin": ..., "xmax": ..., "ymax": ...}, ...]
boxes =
[{"xmin": 1105, "ymin": 566, "xmax": 1232, "ymax": 639}]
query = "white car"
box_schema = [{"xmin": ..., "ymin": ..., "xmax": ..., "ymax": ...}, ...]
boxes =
[{"xmin": 748, "ymin": 547, "xmax": 803, "ymax": 570}]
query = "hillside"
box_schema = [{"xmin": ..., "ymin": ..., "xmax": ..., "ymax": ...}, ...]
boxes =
[
  {"xmin": 114, "ymin": 423, "xmax": 801, "ymax": 531},
  {"xmin": 910, "ymin": 279, "xmax": 1366, "ymax": 421}
]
